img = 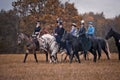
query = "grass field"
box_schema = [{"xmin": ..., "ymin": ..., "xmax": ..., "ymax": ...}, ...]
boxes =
[{"xmin": 0, "ymin": 53, "xmax": 120, "ymax": 80}]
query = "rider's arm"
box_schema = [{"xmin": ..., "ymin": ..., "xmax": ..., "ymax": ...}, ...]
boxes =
[{"xmin": 88, "ymin": 27, "xmax": 95, "ymax": 34}]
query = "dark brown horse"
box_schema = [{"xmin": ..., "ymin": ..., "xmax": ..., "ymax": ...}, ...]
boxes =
[{"xmin": 105, "ymin": 28, "xmax": 120, "ymax": 60}]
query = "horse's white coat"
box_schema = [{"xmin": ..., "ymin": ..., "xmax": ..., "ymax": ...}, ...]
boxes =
[{"xmin": 38, "ymin": 34, "xmax": 59, "ymax": 63}]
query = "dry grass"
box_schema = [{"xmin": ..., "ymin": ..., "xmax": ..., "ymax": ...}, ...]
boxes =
[{"xmin": 0, "ymin": 53, "xmax": 120, "ymax": 80}]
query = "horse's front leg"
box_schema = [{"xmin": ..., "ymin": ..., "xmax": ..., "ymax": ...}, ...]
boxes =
[
  {"xmin": 63, "ymin": 53, "xmax": 68, "ymax": 62},
  {"xmin": 23, "ymin": 50, "xmax": 29, "ymax": 63},
  {"xmin": 49, "ymin": 55, "xmax": 53, "ymax": 63},
  {"xmin": 45, "ymin": 51, "xmax": 48, "ymax": 62},
  {"xmin": 33, "ymin": 50, "xmax": 38, "ymax": 62},
  {"xmin": 70, "ymin": 53, "xmax": 74, "ymax": 63},
  {"xmin": 75, "ymin": 51, "xmax": 81, "ymax": 63},
  {"xmin": 60, "ymin": 51, "xmax": 66, "ymax": 62},
  {"xmin": 92, "ymin": 50, "xmax": 97, "ymax": 62},
  {"xmin": 84, "ymin": 51, "xmax": 87, "ymax": 60}
]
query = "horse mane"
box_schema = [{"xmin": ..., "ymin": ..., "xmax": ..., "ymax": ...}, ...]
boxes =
[
  {"xmin": 24, "ymin": 33, "xmax": 30, "ymax": 38},
  {"xmin": 19, "ymin": 32, "xmax": 30, "ymax": 38},
  {"xmin": 112, "ymin": 28, "xmax": 120, "ymax": 38}
]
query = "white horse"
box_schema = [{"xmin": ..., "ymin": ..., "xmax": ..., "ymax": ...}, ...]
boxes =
[{"xmin": 38, "ymin": 34, "xmax": 59, "ymax": 63}]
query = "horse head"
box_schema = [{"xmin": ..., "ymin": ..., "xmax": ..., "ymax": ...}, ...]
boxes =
[
  {"xmin": 17, "ymin": 32, "xmax": 30, "ymax": 45},
  {"xmin": 105, "ymin": 28, "xmax": 114, "ymax": 40},
  {"xmin": 17, "ymin": 33, "xmax": 23, "ymax": 45}
]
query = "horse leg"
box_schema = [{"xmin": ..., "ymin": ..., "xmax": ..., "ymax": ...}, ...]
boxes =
[
  {"xmin": 103, "ymin": 41, "xmax": 111, "ymax": 60},
  {"xmin": 34, "ymin": 51, "xmax": 38, "ymax": 62},
  {"xmin": 117, "ymin": 46, "xmax": 120, "ymax": 60},
  {"xmin": 118, "ymin": 52, "xmax": 120, "ymax": 60},
  {"xmin": 75, "ymin": 52, "xmax": 81, "ymax": 63},
  {"xmin": 51, "ymin": 55, "xmax": 57, "ymax": 63},
  {"xmin": 45, "ymin": 51, "xmax": 48, "ymax": 62},
  {"xmin": 50, "ymin": 52, "xmax": 57, "ymax": 63},
  {"xmin": 93, "ymin": 50, "xmax": 97, "ymax": 62},
  {"xmin": 70, "ymin": 53, "xmax": 74, "ymax": 63},
  {"xmin": 103, "ymin": 48, "xmax": 110, "ymax": 60},
  {"xmin": 23, "ymin": 50, "xmax": 29, "ymax": 63},
  {"xmin": 60, "ymin": 51, "xmax": 65, "ymax": 62},
  {"xmin": 90, "ymin": 49, "xmax": 97, "ymax": 62},
  {"xmin": 97, "ymin": 48, "xmax": 101, "ymax": 60},
  {"xmin": 49, "ymin": 55, "xmax": 53, "ymax": 63},
  {"xmin": 23, "ymin": 53, "xmax": 28, "ymax": 63},
  {"xmin": 74, "ymin": 55, "xmax": 78, "ymax": 62},
  {"xmin": 54, "ymin": 54, "xmax": 58, "ymax": 63},
  {"xmin": 97, "ymin": 42, "xmax": 101, "ymax": 60},
  {"xmin": 64, "ymin": 54, "xmax": 68, "ymax": 62},
  {"xmin": 84, "ymin": 51, "xmax": 87, "ymax": 60}
]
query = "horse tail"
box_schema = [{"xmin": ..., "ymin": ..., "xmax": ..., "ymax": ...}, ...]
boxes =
[{"xmin": 105, "ymin": 40, "xmax": 111, "ymax": 58}]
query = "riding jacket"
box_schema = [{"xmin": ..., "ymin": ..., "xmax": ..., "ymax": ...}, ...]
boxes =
[
  {"xmin": 54, "ymin": 26, "xmax": 65, "ymax": 37},
  {"xmin": 70, "ymin": 26, "xmax": 78, "ymax": 37},
  {"xmin": 34, "ymin": 26, "xmax": 41, "ymax": 35},
  {"xmin": 86, "ymin": 25, "xmax": 95, "ymax": 36},
  {"xmin": 54, "ymin": 26, "xmax": 65, "ymax": 43},
  {"xmin": 78, "ymin": 26, "xmax": 86, "ymax": 37}
]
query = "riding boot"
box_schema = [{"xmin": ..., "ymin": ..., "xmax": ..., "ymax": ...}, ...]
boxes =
[{"xmin": 34, "ymin": 39, "xmax": 39, "ymax": 50}]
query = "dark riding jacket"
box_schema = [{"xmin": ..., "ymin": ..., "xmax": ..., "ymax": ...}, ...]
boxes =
[
  {"xmin": 34, "ymin": 26, "xmax": 41, "ymax": 33},
  {"xmin": 78, "ymin": 26, "xmax": 86, "ymax": 37},
  {"xmin": 54, "ymin": 26, "xmax": 65, "ymax": 43},
  {"xmin": 55, "ymin": 26, "xmax": 65, "ymax": 38}
]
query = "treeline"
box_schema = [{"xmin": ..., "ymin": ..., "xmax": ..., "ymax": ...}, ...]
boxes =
[{"xmin": 0, "ymin": 0, "xmax": 120, "ymax": 53}]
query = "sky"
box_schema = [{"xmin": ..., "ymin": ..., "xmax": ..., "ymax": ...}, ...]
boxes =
[{"xmin": 0, "ymin": 0, "xmax": 120, "ymax": 19}]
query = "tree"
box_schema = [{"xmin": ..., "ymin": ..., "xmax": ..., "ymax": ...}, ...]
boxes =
[
  {"xmin": 0, "ymin": 10, "xmax": 19, "ymax": 53},
  {"xmin": 12, "ymin": 0, "xmax": 81, "ymax": 34}
]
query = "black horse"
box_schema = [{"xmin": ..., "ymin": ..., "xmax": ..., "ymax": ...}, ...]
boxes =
[
  {"xmin": 105, "ymin": 28, "xmax": 120, "ymax": 60},
  {"xmin": 62, "ymin": 32, "xmax": 99, "ymax": 63},
  {"xmin": 78, "ymin": 37, "xmax": 111, "ymax": 60},
  {"xmin": 96, "ymin": 37, "xmax": 111, "ymax": 60}
]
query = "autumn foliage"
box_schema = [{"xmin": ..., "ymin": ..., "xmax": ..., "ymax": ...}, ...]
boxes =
[{"xmin": 0, "ymin": 0, "xmax": 120, "ymax": 53}]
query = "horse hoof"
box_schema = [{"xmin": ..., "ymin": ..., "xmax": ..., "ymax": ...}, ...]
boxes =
[
  {"xmin": 49, "ymin": 60, "xmax": 52, "ymax": 63},
  {"xmin": 94, "ymin": 60, "xmax": 96, "ymax": 63}
]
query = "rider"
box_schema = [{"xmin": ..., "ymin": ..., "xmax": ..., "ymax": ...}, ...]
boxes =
[
  {"xmin": 70, "ymin": 23, "xmax": 78, "ymax": 37},
  {"xmin": 33, "ymin": 21, "xmax": 41, "ymax": 50},
  {"xmin": 78, "ymin": 20, "xmax": 92, "ymax": 56},
  {"xmin": 54, "ymin": 18, "xmax": 65, "ymax": 50},
  {"xmin": 78, "ymin": 20, "xmax": 87, "ymax": 51},
  {"xmin": 86, "ymin": 21, "xmax": 95, "ymax": 38},
  {"xmin": 34, "ymin": 21, "xmax": 41, "ymax": 38},
  {"xmin": 78, "ymin": 20, "xmax": 86, "ymax": 37},
  {"xmin": 54, "ymin": 18, "xmax": 65, "ymax": 43}
]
